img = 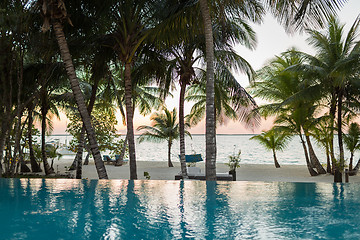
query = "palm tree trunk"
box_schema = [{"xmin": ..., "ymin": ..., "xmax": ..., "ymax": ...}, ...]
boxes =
[
  {"xmin": 0, "ymin": 132, "xmax": 4, "ymax": 177},
  {"xmin": 75, "ymin": 78, "xmax": 100, "ymax": 175},
  {"xmin": 305, "ymin": 134, "xmax": 326, "ymax": 174},
  {"xmin": 52, "ymin": 20, "xmax": 108, "ymax": 179},
  {"xmin": 353, "ymin": 159, "xmax": 360, "ymax": 172},
  {"xmin": 299, "ymin": 134, "xmax": 318, "ymax": 176},
  {"xmin": 84, "ymin": 152, "xmax": 90, "ymax": 165},
  {"xmin": 69, "ymin": 130, "xmax": 85, "ymax": 171},
  {"xmin": 5, "ymin": 137, "xmax": 12, "ymax": 174},
  {"xmin": 349, "ymin": 152, "xmax": 354, "ymax": 171},
  {"xmin": 0, "ymin": 125, "xmax": 8, "ymax": 177},
  {"xmin": 329, "ymin": 94, "xmax": 337, "ymax": 171},
  {"xmin": 0, "ymin": 117, "xmax": 11, "ymax": 177},
  {"xmin": 199, "ymin": 0, "xmax": 217, "ymax": 181},
  {"xmin": 179, "ymin": 82, "xmax": 187, "ymax": 176},
  {"xmin": 325, "ymin": 146, "xmax": 332, "ymax": 173},
  {"xmin": 337, "ymin": 91, "xmax": 345, "ymax": 171},
  {"xmin": 272, "ymin": 149, "xmax": 280, "ymax": 168},
  {"xmin": 124, "ymin": 62, "xmax": 137, "ymax": 179},
  {"xmin": 11, "ymin": 99, "xmax": 23, "ymax": 175},
  {"xmin": 28, "ymin": 105, "xmax": 42, "ymax": 172},
  {"xmin": 168, "ymin": 140, "xmax": 174, "ymax": 167},
  {"xmin": 15, "ymin": 111, "xmax": 30, "ymax": 174},
  {"xmin": 11, "ymin": 64, "xmax": 23, "ymax": 175},
  {"xmin": 115, "ymin": 135, "xmax": 128, "ymax": 166},
  {"xmin": 84, "ymin": 144, "xmax": 91, "ymax": 165},
  {"xmin": 69, "ymin": 126, "xmax": 87, "ymax": 170},
  {"xmin": 41, "ymin": 105, "xmax": 53, "ymax": 175},
  {"xmin": 75, "ymin": 127, "xmax": 86, "ymax": 179}
]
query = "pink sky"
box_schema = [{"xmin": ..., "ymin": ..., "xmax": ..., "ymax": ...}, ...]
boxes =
[{"xmin": 51, "ymin": 1, "xmax": 360, "ymax": 135}]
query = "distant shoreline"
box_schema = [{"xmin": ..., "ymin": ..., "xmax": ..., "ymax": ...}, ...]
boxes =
[{"xmin": 50, "ymin": 133, "xmax": 259, "ymax": 136}]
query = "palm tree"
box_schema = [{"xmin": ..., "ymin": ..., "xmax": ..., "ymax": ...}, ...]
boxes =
[
  {"xmin": 176, "ymin": 0, "xmax": 262, "ymax": 180},
  {"xmin": 250, "ymin": 129, "xmax": 291, "ymax": 168},
  {"xmin": 199, "ymin": 0, "xmax": 216, "ymax": 180},
  {"xmin": 293, "ymin": 16, "xmax": 360, "ymax": 178},
  {"xmin": 186, "ymin": 62, "xmax": 259, "ymax": 129},
  {"xmin": 252, "ymin": 49, "xmax": 326, "ymax": 175},
  {"xmin": 26, "ymin": 102, "xmax": 42, "ymax": 173},
  {"xmin": 274, "ymin": 111, "xmax": 319, "ymax": 176},
  {"xmin": 137, "ymin": 108, "xmax": 191, "ymax": 168},
  {"xmin": 99, "ymin": 0, "xmax": 172, "ymax": 180},
  {"xmin": 198, "ymin": 0, "xmax": 347, "ymax": 179},
  {"xmin": 160, "ymin": 22, "xmax": 259, "ymax": 179},
  {"xmin": 38, "ymin": 0, "xmax": 108, "ymax": 179},
  {"xmin": 99, "ymin": 60, "xmax": 164, "ymax": 167},
  {"xmin": 344, "ymin": 122, "xmax": 360, "ymax": 171},
  {"xmin": 311, "ymin": 118, "xmax": 333, "ymax": 173}
]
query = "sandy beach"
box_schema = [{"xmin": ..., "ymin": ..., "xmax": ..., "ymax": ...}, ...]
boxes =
[{"xmin": 53, "ymin": 160, "xmax": 360, "ymax": 183}]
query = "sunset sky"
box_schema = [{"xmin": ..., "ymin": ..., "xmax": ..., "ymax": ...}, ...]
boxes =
[{"xmin": 52, "ymin": 0, "xmax": 360, "ymax": 135}]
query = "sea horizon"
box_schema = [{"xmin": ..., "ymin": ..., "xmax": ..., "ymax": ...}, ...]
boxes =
[{"xmin": 43, "ymin": 134, "xmax": 352, "ymax": 167}]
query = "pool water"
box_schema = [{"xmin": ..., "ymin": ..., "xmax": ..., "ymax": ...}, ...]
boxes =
[{"xmin": 1, "ymin": 179, "xmax": 359, "ymax": 240}]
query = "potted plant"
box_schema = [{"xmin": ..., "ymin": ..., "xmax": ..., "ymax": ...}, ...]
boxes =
[{"xmin": 226, "ymin": 149, "xmax": 241, "ymax": 181}]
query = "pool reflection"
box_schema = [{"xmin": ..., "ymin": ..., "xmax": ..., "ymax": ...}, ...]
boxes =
[{"xmin": 1, "ymin": 179, "xmax": 360, "ymax": 240}]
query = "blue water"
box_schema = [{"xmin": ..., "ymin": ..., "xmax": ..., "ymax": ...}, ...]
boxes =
[{"xmin": 1, "ymin": 179, "xmax": 360, "ymax": 240}]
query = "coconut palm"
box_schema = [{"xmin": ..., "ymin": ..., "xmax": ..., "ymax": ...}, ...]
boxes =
[
  {"xmin": 186, "ymin": 62, "xmax": 259, "ymax": 128},
  {"xmin": 198, "ymin": 0, "xmax": 347, "ymax": 180},
  {"xmin": 98, "ymin": 0, "xmax": 175, "ymax": 179},
  {"xmin": 293, "ymin": 16, "xmax": 360, "ymax": 176},
  {"xmin": 37, "ymin": 0, "xmax": 108, "ymax": 179},
  {"xmin": 311, "ymin": 117, "xmax": 334, "ymax": 173},
  {"xmin": 274, "ymin": 111, "xmax": 319, "ymax": 176},
  {"xmin": 344, "ymin": 122, "xmax": 360, "ymax": 171},
  {"xmin": 137, "ymin": 108, "xmax": 191, "ymax": 168},
  {"xmin": 99, "ymin": 58, "xmax": 165, "ymax": 167},
  {"xmin": 252, "ymin": 49, "xmax": 326, "ymax": 175},
  {"xmin": 250, "ymin": 129, "xmax": 291, "ymax": 168},
  {"xmin": 158, "ymin": 1, "xmax": 262, "ymax": 179}
]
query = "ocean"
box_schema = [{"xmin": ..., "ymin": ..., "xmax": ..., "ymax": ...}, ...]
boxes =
[{"xmin": 46, "ymin": 134, "xmax": 356, "ymax": 167}]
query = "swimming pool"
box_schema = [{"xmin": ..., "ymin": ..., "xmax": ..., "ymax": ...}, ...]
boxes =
[{"xmin": 1, "ymin": 179, "xmax": 359, "ymax": 239}]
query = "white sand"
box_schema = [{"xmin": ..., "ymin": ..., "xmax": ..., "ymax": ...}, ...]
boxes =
[{"xmin": 54, "ymin": 160, "xmax": 360, "ymax": 183}]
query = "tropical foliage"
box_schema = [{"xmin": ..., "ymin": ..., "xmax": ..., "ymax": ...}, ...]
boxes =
[
  {"xmin": 137, "ymin": 108, "xmax": 191, "ymax": 168},
  {"xmin": 0, "ymin": 0, "xmax": 351, "ymax": 183},
  {"xmin": 344, "ymin": 122, "xmax": 360, "ymax": 171},
  {"xmin": 252, "ymin": 16, "xmax": 360, "ymax": 181},
  {"xmin": 250, "ymin": 129, "xmax": 291, "ymax": 168}
]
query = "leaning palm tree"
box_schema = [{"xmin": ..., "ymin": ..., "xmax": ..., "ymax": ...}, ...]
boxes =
[
  {"xmin": 250, "ymin": 128, "xmax": 291, "ymax": 168},
  {"xmin": 274, "ymin": 111, "xmax": 319, "ymax": 176},
  {"xmin": 37, "ymin": 0, "xmax": 108, "ymax": 179},
  {"xmin": 344, "ymin": 122, "xmax": 360, "ymax": 171},
  {"xmin": 137, "ymin": 108, "xmax": 191, "ymax": 167},
  {"xmin": 294, "ymin": 16, "xmax": 360, "ymax": 174},
  {"xmin": 252, "ymin": 49, "xmax": 326, "ymax": 175},
  {"xmin": 311, "ymin": 117, "xmax": 334, "ymax": 173}
]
